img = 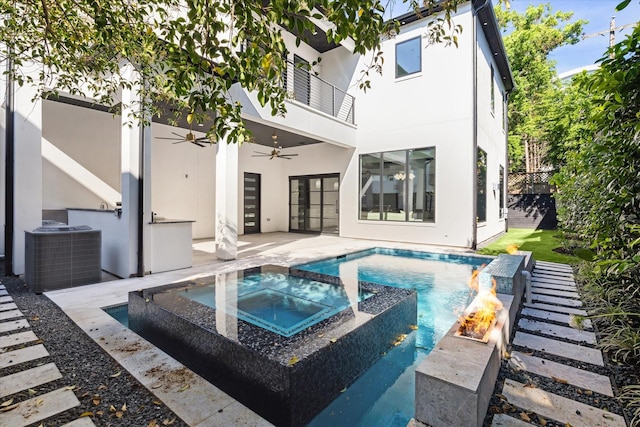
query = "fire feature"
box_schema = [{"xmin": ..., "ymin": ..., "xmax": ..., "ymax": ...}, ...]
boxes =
[{"xmin": 456, "ymin": 268, "xmax": 503, "ymax": 342}]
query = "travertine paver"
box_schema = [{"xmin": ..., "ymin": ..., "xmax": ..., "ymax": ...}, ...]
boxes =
[
  {"xmin": 491, "ymin": 413, "xmax": 535, "ymax": 427},
  {"xmin": 518, "ymin": 318, "xmax": 596, "ymax": 344},
  {"xmin": 513, "ymin": 332, "xmax": 604, "ymax": 366},
  {"xmin": 502, "ymin": 379, "xmax": 625, "ymax": 427},
  {"xmin": 0, "ymin": 387, "xmax": 80, "ymax": 427},
  {"xmin": 510, "ymin": 351, "xmax": 613, "ymax": 397},
  {"xmin": 530, "ymin": 287, "xmax": 580, "ymax": 299},
  {"xmin": 61, "ymin": 418, "xmax": 98, "ymax": 427},
  {"xmin": 0, "ymin": 318, "xmax": 30, "ymax": 334},
  {"xmin": 535, "ymin": 267, "xmax": 574, "ymax": 276},
  {"xmin": 523, "ymin": 302, "xmax": 587, "ymax": 316},
  {"xmin": 0, "ymin": 289, "xmax": 8, "ymax": 296},
  {"xmin": 0, "ymin": 296, "xmax": 12, "ymax": 303},
  {"xmin": 521, "ymin": 307, "xmax": 592, "ymax": 329},
  {"xmin": 0, "ymin": 344, "xmax": 49, "ymax": 369},
  {"xmin": 0, "ymin": 302, "xmax": 18, "ymax": 311},
  {"xmin": 532, "ymin": 294, "xmax": 582, "ymax": 307},
  {"xmin": 535, "ymin": 261, "xmax": 573, "ymax": 271},
  {"xmin": 529, "ymin": 281, "xmax": 577, "ymax": 292},
  {"xmin": 532, "ymin": 275, "xmax": 576, "ymax": 285},
  {"xmin": 0, "ymin": 363, "xmax": 63, "ymax": 398},
  {"xmin": 0, "ymin": 285, "xmax": 5, "ymax": 290},
  {"xmin": 0, "ymin": 330, "xmax": 39, "ymax": 349},
  {"xmin": 0, "ymin": 309, "xmax": 22, "ymax": 321}
]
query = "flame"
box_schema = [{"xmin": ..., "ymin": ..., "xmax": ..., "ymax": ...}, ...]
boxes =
[
  {"xmin": 458, "ymin": 268, "xmax": 503, "ymax": 340},
  {"xmin": 506, "ymin": 244, "xmax": 520, "ymax": 255}
]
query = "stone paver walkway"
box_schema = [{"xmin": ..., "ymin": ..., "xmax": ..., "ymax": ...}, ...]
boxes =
[
  {"xmin": 0, "ymin": 284, "xmax": 96, "ymax": 427},
  {"xmin": 491, "ymin": 262, "xmax": 626, "ymax": 427}
]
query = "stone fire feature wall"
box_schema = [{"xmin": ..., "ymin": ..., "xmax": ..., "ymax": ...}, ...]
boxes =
[{"xmin": 414, "ymin": 253, "xmax": 528, "ymax": 427}]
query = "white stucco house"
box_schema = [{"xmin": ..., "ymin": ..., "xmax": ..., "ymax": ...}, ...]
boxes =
[{"xmin": 1, "ymin": 0, "xmax": 513, "ymax": 279}]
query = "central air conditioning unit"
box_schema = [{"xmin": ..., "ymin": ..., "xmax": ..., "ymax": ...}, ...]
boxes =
[{"xmin": 25, "ymin": 225, "xmax": 102, "ymax": 293}]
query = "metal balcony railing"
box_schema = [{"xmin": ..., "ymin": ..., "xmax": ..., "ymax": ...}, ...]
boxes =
[{"xmin": 284, "ymin": 60, "xmax": 355, "ymax": 124}]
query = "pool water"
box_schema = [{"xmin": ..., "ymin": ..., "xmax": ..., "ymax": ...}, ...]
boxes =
[{"xmin": 297, "ymin": 248, "xmax": 487, "ymax": 426}]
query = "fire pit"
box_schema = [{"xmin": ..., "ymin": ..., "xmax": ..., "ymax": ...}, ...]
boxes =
[{"xmin": 455, "ymin": 271, "xmax": 504, "ymax": 343}]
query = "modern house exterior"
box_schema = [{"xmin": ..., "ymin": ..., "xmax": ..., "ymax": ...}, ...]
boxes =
[{"xmin": 1, "ymin": 0, "xmax": 513, "ymax": 279}]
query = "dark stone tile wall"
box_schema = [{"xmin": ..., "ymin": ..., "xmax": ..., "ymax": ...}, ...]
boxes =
[{"xmin": 129, "ymin": 267, "xmax": 417, "ymax": 427}]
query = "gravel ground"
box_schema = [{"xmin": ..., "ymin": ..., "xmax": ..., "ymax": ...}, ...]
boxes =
[{"xmin": 1, "ymin": 274, "xmax": 188, "ymax": 427}]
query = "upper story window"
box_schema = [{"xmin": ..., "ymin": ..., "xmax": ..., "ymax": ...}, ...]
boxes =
[
  {"xmin": 490, "ymin": 64, "xmax": 495, "ymax": 114},
  {"xmin": 396, "ymin": 37, "xmax": 421, "ymax": 78}
]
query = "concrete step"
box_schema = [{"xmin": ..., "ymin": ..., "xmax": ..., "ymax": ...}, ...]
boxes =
[
  {"xmin": 0, "ymin": 387, "xmax": 80, "ymax": 427},
  {"xmin": 530, "ymin": 287, "xmax": 580, "ymax": 299},
  {"xmin": 532, "ymin": 275, "xmax": 576, "ymax": 285},
  {"xmin": 0, "ymin": 344, "xmax": 49, "ymax": 369},
  {"xmin": 0, "ymin": 296, "xmax": 12, "ymax": 304},
  {"xmin": 510, "ymin": 351, "xmax": 613, "ymax": 397},
  {"xmin": 0, "ymin": 290, "xmax": 8, "ymax": 296},
  {"xmin": 0, "ymin": 362, "xmax": 63, "ymax": 399},
  {"xmin": 0, "ymin": 331, "xmax": 39, "ymax": 349},
  {"xmin": 0, "ymin": 303, "xmax": 18, "ymax": 312},
  {"xmin": 502, "ymin": 379, "xmax": 624, "ymax": 427},
  {"xmin": 0, "ymin": 319, "xmax": 30, "ymax": 334},
  {"xmin": 529, "ymin": 281, "xmax": 577, "ymax": 292},
  {"xmin": 523, "ymin": 302, "xmax": 587, "ymax": 316},
  {"xmin": 0, "ymin": 285, "xmax": 5, "ymax": 290},
  {"xmin": 532, "ymin": 294, "xmax": 582, "ymax": 307},
  {"xmin": 534, "ymin": 268, "xmax": 574, "ymax": 277},
  {"xmin": 513, "ymin": 332, "xmax": 604, "ymax": 366},
  {"xmin": 518, "ymin": 318, "xmax": 596, "ymax": 344},
  {"xmin": 535, "ymin": 261, "xmax": 573, "ymax": 271},
  {"xmin": 491, "ymin": 413, "xmax": 532, "ymax": 426},
  {"xmin": 521, "ymin": 307, "xmax": 592, "ymax": 329},
  {"xmin": 0, "ymin": 309, "xmax": 23, "ymax": 321}
]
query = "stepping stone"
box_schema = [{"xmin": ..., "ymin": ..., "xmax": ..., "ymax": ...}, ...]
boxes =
[
  {"xmin": 491, "ymin": 413, "xmax": 536, "ymax": 426},
  {"xmin": 534, "ymin": 266, "xmax": 574, "ymax": 274},
  {"xmin": 0, "ymin": 387, "xmax": 80, "ymax": 427},
  {"xmin": 0, "ymin": 302, "xmax": 18, "ymax": 312},
  {"xmin": 521, "ymin": 307, "xmax": 592, "ymax": 329},
  {"xmin": 530, "ymin": 281, "xmax": 577, "ymax": 292},
  {"xmin": 513, "ymin": 332, "xmax": 603, "ymax": 366},
  {"xmin": 518, "ymin": 318, "xmax": 596, "ymax": 344},
  {"xmin": 502, "ymin": 379, "xmax": 625, "ymax": 427},
  {"xmin": 523, "ymin": 302, "xmax": 587, "ymax": 316},
  {"xmin": 0, "ymin": 309, "xmax": 23, "ymax": 321},
  {"xmin": 0, "ymin": 331, "xmax": 39, "ymax": 349},
  {"xmin": 0, "ymin": 319, "xmax": 30, "ymax": 334},
  {"xmin": 0, "ymin": 290, "xmax": 7, "ymax": 296},
  {"xmin": 534, "ymin": 269, "xmax": 575, "ymax": 278},
  {"xmin": 0, "ymin": 285, "xmax": 5, "ymax": 290},
  {"xmin": 510, "ymin": 351, "xmax": 613, "ymax": 397},
  {"xmin": 533, "ymin": 275, "xmax": 576, "ymax": 285},
  {"xmin": 536, "ymin": 261, "xmax": 573, "ymax": 270},
  {"xmin": 62, "ymin": 418, "xmax": 97, "ymax": 427},
  {"xmin": 0, "ymin": 344, "xmax": 49, "ymax": 369},
  {"xmin": 532, "ymin": 294, "xmax": 582, "ymax": 307},
  {"xmin": 0, "ymin": 362, "xmax": 62, "ymax": 398},
  {"xmin": 0, "ymin": 296, "xmax": 12, "ymax": 304},
  {"xmin": 530, "ymin": 287, "xmax": 580, "ymax": 299}
]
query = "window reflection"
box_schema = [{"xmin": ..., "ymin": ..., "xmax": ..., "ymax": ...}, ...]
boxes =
[{"xmin": 396, "ymin": 37, "xmax": 421, "ymax": 78}]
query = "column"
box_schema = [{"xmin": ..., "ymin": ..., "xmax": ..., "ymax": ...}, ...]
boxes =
[{"xmin": 215, "ymin": 138, "xmax": 238, "ymax": 260}]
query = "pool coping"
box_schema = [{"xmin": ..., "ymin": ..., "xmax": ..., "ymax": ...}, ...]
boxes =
[{"xmin": 44, "ymin": 235, "xmax": 495, "ymax": 427}]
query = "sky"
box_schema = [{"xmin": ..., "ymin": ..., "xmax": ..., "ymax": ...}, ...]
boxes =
[{"xmin": 502, "ymin": 0, "xmax": 640, "ymax": 75}]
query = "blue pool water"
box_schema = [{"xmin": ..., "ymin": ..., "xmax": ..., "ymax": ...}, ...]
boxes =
[{"xmin": 298, "ymin": 248, "xmax": 488, "ymax": 426}]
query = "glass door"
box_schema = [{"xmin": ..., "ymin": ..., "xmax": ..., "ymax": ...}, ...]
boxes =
[
  {"xmin": 243, "ymin": 172, "xmax": 261, "ymax": 234},
  {"xmin": 289, "ymin": 174, "xmax": 339, "ymax": 234}
]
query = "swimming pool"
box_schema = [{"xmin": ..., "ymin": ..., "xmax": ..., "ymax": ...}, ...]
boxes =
[{"xmin": 296, "ymin": 248, "xmax": 489, "ymax": 426}]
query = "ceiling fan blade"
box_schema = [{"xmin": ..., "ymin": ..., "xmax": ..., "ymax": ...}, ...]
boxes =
[
  {"xmin": 171, "ymin": 132, "xmax": 185, "ymax": 138},
  {"xmin": 172, "ymin": 140, "xmax": 187, "ymax": 144},
  {"xmin": 280, "ymin": 153, "xmax": 298, "ymax": 157},
  {"xmin": 252, "ymin": 154, "xmax": 270, "ymax": 157},
  {"xmin": 253, "ymin": 151, "xmax": 271, "ymax": 155},
  {"xmin": 156, "ymin": 137, "xmax": 183, "ymax": 141},
  {"xmin": 192, "ymin": 141, "xmax": 206, "ymax": 148}
]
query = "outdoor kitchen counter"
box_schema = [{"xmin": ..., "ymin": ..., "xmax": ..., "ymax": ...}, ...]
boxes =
[{"xmin": 149, "ymin": 219, "xmax": 194, "ymax": 273}]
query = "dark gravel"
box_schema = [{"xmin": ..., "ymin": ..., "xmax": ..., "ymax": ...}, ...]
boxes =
[{"xmin": 1, "ymin": 274, "xmax": 188, "ymax": 427}]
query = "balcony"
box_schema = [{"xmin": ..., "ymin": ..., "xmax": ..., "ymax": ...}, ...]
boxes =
[{"xmin": 284, "ymin": 59, "xmax": 355, "ymax": 125}]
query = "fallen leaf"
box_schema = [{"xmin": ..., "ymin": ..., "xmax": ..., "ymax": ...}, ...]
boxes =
[
  {"xmin": 93, "ymin": 398, "xmax": 101, "ymax": 405},
  {"xmin": 98, "ymin": 384, "xmax": 107, "ymax": 390},
  {"xmin": 288, "ymin": 356, "xmax": 299, "ymax": 366},
  {"xmin": 110, "ymin": 371, "xmax": 122, "ymax": 378},
  {"xmin": 110, "ymin": 405, "xmax": 116, "ymax": 412},
  {"xmin": 177, "ymin": 384, "xmax": 190, "ymax": 392},
  {"xmin": 152, "ymin": 399, "xmax": 162, "ymax": 406},
  {"xmin": 96, "ymin": 410, "xmax": 104, "ymax": 416},
  {"xmin": 148, "ymin": 420, "xmax": 158, "ymax": 427},
  {"xmin": 317, "ymin": 333, "xmax": 324, "ymax": 338},
  {"xmin": 64, "ymin": 385, "xmax": 76, "ymax": 391},
  {"xmin": 162, "ymin": 418, "xmax": 176, "ymax": 425},
  {"xmin": 80, "ymin": 411, "xmax": 94, "ymax": 417},
  {"xmin": 151, "ymin": 383, "xmax": 162, "ymax": 389},
  {"xmin": 81, "ymin": 392, "xmax": 90, "ymax": 398},
  {"xmin": 31, "ymin": 316, "xmax": 39, "ymax": 321},
  {"xmin": 538, "ymin": 415, "xmax": 547, "ymax": 426},
  {"xmin": 329, "ymin": 338, "xmax": 337, "ymax": 343},
  {"xmin": 603, "ymin": 414, "xmax": 614, "ymax": 420},
  {"xmin": 519, "ymin": 412, "xmax": 531, "ymax": 422},
  {"xmin": 409, "ymin": 324, "xmax": 418, "ymax": 330},
  {"xmin": 552, "ymin": 376, "xmax": 568, "ymax": 384},
  {"xmin": 340, "ymin": 387, "xmax": 347, "ymax": 393},
  {"xmin": 495, "ymin": 394, "xmax": 508, "ymax": 401},
  {"xmin": 0, "ymin": 403, "xmax": 19, "ymax": 413},
  {"xmin": 116, "ymin": 411, "xmax": 124, "ymax": 418},
  {"xmin": 35, "ymin": 399, "xmax": 44, "ymax": 407},
  {"xmin": 2, "ymin": 399, "xmax": 15, "ymax": 407},
  {"xmin": 122, "ymin": 403, "xmax": 127, "ymax": 412},
  {"xmin": 584, "ymin": 390, "xmax": 593, "ymax": 395},
  {"xmin": 488, "ymin": 405, "xmax": 501, "ymax": 414},
  {"xmin": 524, "ymin": 383, "xmax": 536, "ymax": 388},
  {"xmin": 28, "ymin": 389, "xmax": 37, "ymax": 396}
]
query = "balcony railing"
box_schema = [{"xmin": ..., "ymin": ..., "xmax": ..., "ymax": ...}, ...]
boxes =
[{"xmin": 284, "ymin": 60, "xmax": 355, "ymax": 124}]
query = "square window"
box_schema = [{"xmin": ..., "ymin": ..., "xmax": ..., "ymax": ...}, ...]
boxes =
[{"xmin": 396, "ymin": 37, "xmax": 421, "ymax": 78}]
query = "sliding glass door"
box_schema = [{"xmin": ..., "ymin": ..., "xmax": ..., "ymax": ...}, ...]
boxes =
[{"xmin": 290, "ymin": 174, "xmax": 339, "ymax": 234}]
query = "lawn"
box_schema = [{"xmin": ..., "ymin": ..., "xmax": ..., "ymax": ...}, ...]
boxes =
[{"xmin": 477, "ymin": 228, "xmax": 581, "ymax": 265}]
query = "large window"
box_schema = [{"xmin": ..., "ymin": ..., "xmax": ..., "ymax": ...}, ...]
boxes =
[
  {"xmin": 477, "ymin": 148, "xmax": 487, "ymax": 223},
  {"xmin": 360, "ymin": 148, "xmax": 435, "ymax": 222},
  {"xmin": 490, "ymin": 65, "xmax": 495, "ymax": 114},
  {"xmin": 499, "ymin": 165, "xmax": 505, "ymax": 218},
  {"xmin": 396, "ymin": 37, "xmax": 421, "ymax": 78}
]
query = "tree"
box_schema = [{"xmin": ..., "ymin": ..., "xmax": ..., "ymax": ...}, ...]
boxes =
[
  {"xmin": 495, "ymin": 4, "xmax": 584, "ymax": 172},
  {"xmin": 0, "ymin": 0, "xmax": 463, "ymax": 144}
]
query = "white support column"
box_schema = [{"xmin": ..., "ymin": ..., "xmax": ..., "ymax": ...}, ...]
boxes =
[
  {"xmin": 0, "ymin": 60, "xmax": 7, "ymax": 257},
  {"xmin": 215, "ymin": 139, "xmax": 238, "ymax": 260},
  {"xmin": 13, "ymin": 63, "xmax": 43, "ymax": 275},
  {"xmin": 119, "ymin": 64, "xmax": 151, "ymax": 276}
]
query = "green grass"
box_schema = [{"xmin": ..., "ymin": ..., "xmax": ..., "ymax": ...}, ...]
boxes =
[{"xmin": 477, "ymin": 228, "xmax": 582, "ymax": 265}]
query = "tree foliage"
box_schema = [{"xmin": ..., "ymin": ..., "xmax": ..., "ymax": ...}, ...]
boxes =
[
  {"xmin": 1, "ymin": 0, "xmax": 463, "ymax": 144},
  {"xmin": 495, "ymin": 4, "xmax": 584, "ymax": 171}
]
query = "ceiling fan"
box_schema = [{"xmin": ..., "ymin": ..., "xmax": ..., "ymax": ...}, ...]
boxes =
[
  {"xmin": 156, "ymin": 125, "xmax": 211, "ymax": 147},
  {"xmin": 252, "ymin": 133, "xmax": 299, "ymax": 160}
]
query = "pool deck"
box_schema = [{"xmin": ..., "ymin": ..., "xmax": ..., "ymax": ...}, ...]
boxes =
[{"xmin": 42, "ymin": 233, "xmax": 485, "ymax": 426}]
